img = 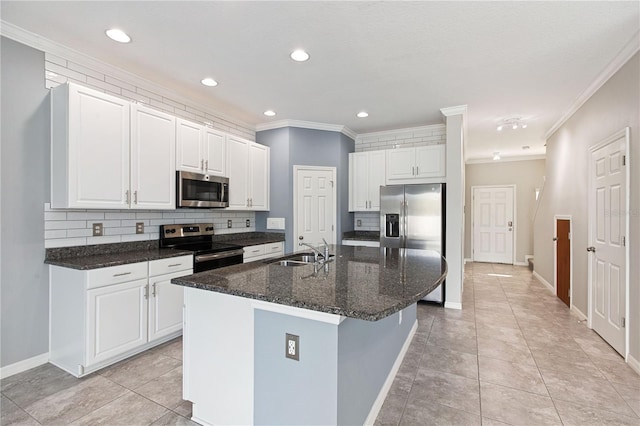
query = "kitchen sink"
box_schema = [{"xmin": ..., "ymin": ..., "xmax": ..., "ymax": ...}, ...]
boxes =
[
  {"xmin": 268, "ymin": 252, "xmax": 335, "ymax": 267},
  {"xmin": 273, "ymin": 260, "xmax": 310, "ymax": 267}
]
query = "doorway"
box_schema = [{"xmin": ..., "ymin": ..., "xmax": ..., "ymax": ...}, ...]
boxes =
[
  {"xmin": 588, "ymin": 128, "xmax": 628, "ymax": 357},
  {"xmin": 293, "ymin": 166, "xmax": 337, "ymax": 252},
  {"xmin": 472, "ymin": 186, "xmax": 515, "ymax": 264},
  {"xmin": 554, "ymin": 216, "xmax": 571, "ymax": 307}
]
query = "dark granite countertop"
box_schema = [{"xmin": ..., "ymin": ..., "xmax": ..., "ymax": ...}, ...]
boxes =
[
  {"xmin": 342, "ymin": 231, "xmax": 380, "ymax": 242},
  {"xmin": 213, "ymin": 232, "xmax": 285, "ymax": 247},
  {"xmin": 45, "ymin": 247, "xmax": 193, "ymax": 270},
  {"xmin": 172, "ymin": 245, "xmax": 447, "ymax": 321}
]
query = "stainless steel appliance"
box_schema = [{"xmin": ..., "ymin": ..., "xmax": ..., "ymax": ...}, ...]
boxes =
[
  {"xmin": 160, "ymin": 223, "xmax": 244, "ymax": 272},
  {"xmin": 380, "ymin": 183, "xmax": 445, "ymax": 303},
  {"xmin": 176, "ymin": 171, "xmax": 229, "ymax": 208}
]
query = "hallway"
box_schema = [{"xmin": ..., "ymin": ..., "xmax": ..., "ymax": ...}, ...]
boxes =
[{"xmin": 376, "ymin": 262, "xmax": 640, "ymax": 425}]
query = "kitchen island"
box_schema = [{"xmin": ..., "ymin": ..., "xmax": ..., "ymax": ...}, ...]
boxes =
[{"xmin": 172, "ymin": 245, "xmax": 446, "ymax": 425}]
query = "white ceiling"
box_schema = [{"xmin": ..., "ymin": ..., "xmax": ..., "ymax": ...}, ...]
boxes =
[{"xmin": 2, "ymin": 1, "xmax": 638, "ymax": 161}]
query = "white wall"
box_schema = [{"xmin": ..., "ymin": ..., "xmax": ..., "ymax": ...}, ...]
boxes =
[
  {"xmin": 534, "ymin": 53, "xmax": 639, "ymax": 363},
  {"xmin": 465, "ymin": 159, "xmax": 545, "ymax": 264}
]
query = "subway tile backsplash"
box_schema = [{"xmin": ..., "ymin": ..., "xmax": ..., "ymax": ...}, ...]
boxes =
[
  {"xmin": 44, "ymin": 203, "xmax": 256, "ymax": 248},
  {"xmin": 354, "ymin": 124, "xmax": 445, "ymax": 153}
]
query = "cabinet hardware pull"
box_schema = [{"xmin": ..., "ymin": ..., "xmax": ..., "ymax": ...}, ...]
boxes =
[
  {"xmin": 416, "ymin": 166, "xmax": 419, "ymax": 175},
  {"xmin": 412, "ymin": 166, "xmax": 415, "ymax": 176},
  {"xmin": 152, "ymin": 283, "xmax": 157, "ymax": 297},
  {"xmin": 205, "ymin": 160, "xmax": 209, "ymax": 170},
  {"xmin": 201, "ymin": 159, "xmax": 204, "ymax": 170},
  {"xmin": 167, "ymin": 263, "xmax": 181, "ymax": 267},
  {"xmin": 125, "ymin": 190, "xmax": 130, "ymax": 204},
  {"xmin": 113, "ymin": 272, "xmax": 131, "ymax": 277},
  {"xmin": 250, "ymin": 198, "xmax": 253, "ymax": 207},
  {"xmin": 134, "ymin": 190, "xmax": 138, "ymax": 204},
  {"xmin": 247, "ymin": 198, "xmax": 250, "ymax": 207},
  {"xmin": 144, "ymin": 285, "xmax": 149, "ymax": 299}
]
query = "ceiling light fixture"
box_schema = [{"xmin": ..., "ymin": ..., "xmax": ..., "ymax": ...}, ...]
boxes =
[
  {"xmin": 493, "ymin": 152, "xmax": 501, "ymax": 161},
  {"xmin": 522, "ymin": 145, "xmax": 530, "ymax": 150},
  {"xmin": 497, "ymin": 117, "xmax": 527, "ymax": 131},
  {"xmin": 105, "ymin": 28, "xmax": 131, "ymax": 43},
  {"xmin": 263, "ymin": 110, "xmax": 276, "ymax": 117},
  {"xmin": 290, "ymin": 49, "xmax": 310, "ymax": 62},
  {"xmin": 201, "ymin": 78, "xmax": 218, "ymax": 87},
  {"xmin": 357, "ymin": 111, "xmax": 369, "ymax": 118}
]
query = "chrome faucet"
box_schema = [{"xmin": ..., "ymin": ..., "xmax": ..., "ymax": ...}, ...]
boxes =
[{"xmin": 298, "ymin": 239, "xmax": 331, "ymax": 263}]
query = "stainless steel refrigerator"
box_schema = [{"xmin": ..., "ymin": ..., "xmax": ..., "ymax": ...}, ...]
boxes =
[{"xmin": 379, "ymin": 183, "xmax": 445, "ymax": 303}]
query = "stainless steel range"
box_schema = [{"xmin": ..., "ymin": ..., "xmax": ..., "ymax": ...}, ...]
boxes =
[{"xmin": 159, "ymin": 223, "xmax": 244, "ymax": 272}]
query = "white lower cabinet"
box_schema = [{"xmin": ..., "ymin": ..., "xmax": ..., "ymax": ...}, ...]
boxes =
[
  {"xmin": 242, "ymin": 241, "xmax": 284, "ymax": 263},
  {"xmin": 50, "ymin": 255, "xmax": 192, "ymax": 377}
]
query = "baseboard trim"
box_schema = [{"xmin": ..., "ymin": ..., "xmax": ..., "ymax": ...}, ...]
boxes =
[
  {"xmin": 464, "ymin": 258, "xmax": 472, "ymax": 264},
  {"xmin": 570, "ymin": 305, "xmax": 588, "ymax": 322},
  {"xmin": 514, "ymin": 261, "xmax": 527, "ymax": 266},
  {"xmin": 364, "ymin": 319, "xmax": 418, "ymax": 425},
  {"xmin": 533, "ymin": 271, "xmax": 554, "ymax": 293},
  {"xmin": 524, "ymin": 255, "xmax": 533, "ymax": 263},
  {"xmin": 0, "ymin": 352, "xmax": 49, "ymax": 379},
  {"xmin": 627, "ymin": 353, "xmax": 640, "ymax": 376},
  {"xmin": 444, "ymin": 301, "xmax": 462, "ymax": 310}
]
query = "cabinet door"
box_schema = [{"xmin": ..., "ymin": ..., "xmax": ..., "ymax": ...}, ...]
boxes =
[
  {"xmin": 131, "ymin": 104, "xmax": 176, "ymax": 209},
  {"xmin": 204, "ymin": 128, "xmax": 226, "ymax": 176},
  {"xmin": 148, "ymin": 271, "xmax": 187, "ymax": 342},
  {"xmin": 226, "ymin": 137, "xmax": 250, "ymax": 209},
  {"xmin": 176, "ymin": 119, "xmax": 204, "ymax": 173},
  {"xmin": 349, "ymin": 152, "xmax": 369, "ymax": 211},
  {"xmin": 386, "ymin": 148, "xmax": 415, "ymax": 181},
  {"xmin": 368, "ymin": 151, "xmax": 386, "ymax": 210},
  {"xmin": 86, "ymin": 279, "xmax": 148, "ymax": 366},
  {"xmin": 68, "ymin": 84, "xmax": 130, "ymax": 208},
  {"xmin": 415, "ymin": 145, "xmax": 446, "ymax": 178},
  {"xmin": 249, "ymin": 143, "xmax": 269, "ymax": 210}
]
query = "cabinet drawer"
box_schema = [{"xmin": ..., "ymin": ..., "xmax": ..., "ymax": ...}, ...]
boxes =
[
  {"xmin": 243, "ymin": 245, "xmax": 265, "ymax": 262},
  {"xmin": 149, "ymin": 255, "xmax": 193, "ymax": 277},
  {"xmin": 87, "ymin": 262, "xmax": 148, "ymax": 289},
  {"xmin": 263, "ymin": 242, "xmax": 284, "ymax": 259}
]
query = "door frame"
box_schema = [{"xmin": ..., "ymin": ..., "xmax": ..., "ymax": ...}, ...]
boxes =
[
  {"xmin": 470, "ymin": 185, "xmax": 517, "ymax": 264},
  {"xmin": 553, "ymin": 215, "xmax": 573, "ymax": 307},
  {"xmin": 292, "ymin": 165, "xmax": 338, "ymax": 250},
  {"xmin": 587, "ymin": 127, "xmax": 630, "ymax": 359}
]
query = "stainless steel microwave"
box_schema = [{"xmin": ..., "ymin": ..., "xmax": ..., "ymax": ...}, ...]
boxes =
[{"xmin": 176, "ymin": 171, "xmax": 229, "ymax": 208}]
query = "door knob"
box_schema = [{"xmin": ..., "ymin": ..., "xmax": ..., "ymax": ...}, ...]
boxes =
[
  {"xmin": 298, "ymin": 236, "xmax": 304, "ymax": 240},
  {"xmin": 587, "ymin": 246, "xmax": 596, "ymax": 252},
  {"xmin": 552, "ymin": 237, "xmax": 558, "ymax": 241}
]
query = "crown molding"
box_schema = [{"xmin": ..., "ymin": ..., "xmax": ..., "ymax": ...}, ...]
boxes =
[
  {"xmin": 0, "ymin": 20, "xmax": 255, "ymax": 132},
  {"xmin": 440, "ymin": 105, "xmax": 468, "ymax": 117},
  {"xmin": 255, "ymin": 119, "xmax": 357, "ymax": 140},
  {"xmin": 545, "ymin": 30, "xmax": 640, "ymax": 140},
  {"xmin": 355, "ymin": 123, "xmax": 444, "ymax": 140},
  {"xmin": 466, "ymin": 154, "xmax": 546, "ymax": 165}
]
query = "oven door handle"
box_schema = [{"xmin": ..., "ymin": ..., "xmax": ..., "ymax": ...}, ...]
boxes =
[{"xmin": 195, "ymin": 249, "xmax": 244, "ymax": 262}]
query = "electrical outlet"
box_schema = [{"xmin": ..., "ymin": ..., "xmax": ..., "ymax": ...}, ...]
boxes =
[
  {"xmin": 246, "ymin": 219, "xmax": 250, "ymax": 228},
  {"xmin": 285, "ymin": 333, "xmax": 299, "ymax": 361},
  {"xmin": 356, "ymin": 219, "xmax": 362, "ymax": 227},
  {"xmin": 136, "ymin": 222, "xmax": 144, "ymax": 234},
  {"xmin": 227, "ymin": 219, "xmax": 232, "ymax": 228},
  {"xmin": 92, "ymin": 223, "xmax": 103, "ymax": 236}
]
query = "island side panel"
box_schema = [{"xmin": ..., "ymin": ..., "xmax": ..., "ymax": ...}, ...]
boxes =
[
  {"xmin": 337, "ymin": 304, "xmax": 417, "ymax": 425},
  {"xmin": 183, "ymin": 287, "xmax": 255, "ymax": 426},
  {"xmin": 253, "ymin": 310, "xmax": 339, "ymax": 426}
]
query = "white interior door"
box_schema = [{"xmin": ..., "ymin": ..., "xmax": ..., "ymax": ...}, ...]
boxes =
[
  {"xmin": 589, "ymin": 130, "xmax": 627, "ymax": 356},
  {"xmin": 294, "ymin": 166, "xmax": 336, "ymax": 251},
  {"xmin": 472, "ymin": 186, "xmax": 514, "ymax": 264}
]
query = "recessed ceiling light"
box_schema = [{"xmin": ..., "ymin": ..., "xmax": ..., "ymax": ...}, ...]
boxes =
[
  {"xmin": 522, "ymin": 145, "xmax": 530, "ymax": 150},
  {"xmin": 201, "ymin": 78, "xmax": 218, "ymax": 87},
  {"xmin": 263, "ymin": 110, "xmax": 276, "ymax": 117},
  {"xmin": 357, "ymin": 111, "xmax": 369, "ymax": 118},
  {"xmin": 493, "ymin": 152, "xmax": 501, "ymax": 161},
  {"xmin": 290, "ymin": 49, "xmax": 310, "ymax": 62},
  {"xmin": 105, "ymin": 28, "xmax": 131, "ymax": 43}
]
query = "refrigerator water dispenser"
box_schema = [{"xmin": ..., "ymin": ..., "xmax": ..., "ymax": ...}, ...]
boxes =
[{"xmin": 385, "ymin": 214, "xmax": 400, "ymax": 238}]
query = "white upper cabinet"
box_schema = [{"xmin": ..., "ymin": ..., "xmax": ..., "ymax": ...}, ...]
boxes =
[
  {"xmin": 349, "ymin": 150, "xmax": 386, "ymax": 211},
  {"xmin": 176, "ymin": 119, "xmax": 227, "ymax": 177},
  {"xmin": 51, "ymin": 82, "xmax": 131, "ymax": 209},
  {"xmin": 130, "ymin": 104, "xmax": 176, "ymax": 209},
  {"xmin": 227, "ymin": 136, "xmax": 270, "ymax": 211},
  {"xmin": 51, "ymin": 83, "xmax": 176, "ymax": 210},
  {"xmin": 386, "ymin": 145, "xmax": 445, "ymax": 184}
]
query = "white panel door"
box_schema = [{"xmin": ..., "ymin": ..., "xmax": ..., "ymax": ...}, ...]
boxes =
[
  {"xmin": 148, "ymin": 272, "xmax": 185, "ymax": 342},
  {"xmin": 86, "ymin": 279, "xmax": 148, "ymax": 366},
  {"xmin": 295, "ymin": 167, "xmax": 336, "ymax": 250},
  {"xmin": 249, "ymin": 143, "xmax": 269, "ymax": 210},
  {"xmin": 176, "ymin": 119, "xmax": 204, "ymax": 173},
  {"xmin": 589, "ymin": 133, "xmax": 626, "ymax": 355},
  {"xmin": 226, "ymin": 137, "xmax": 250, "ymax": 209},
  {"xmin": 68, "ymin": 85, "xmax": 130, "ymax": 208},
  {"xmin": 204, "ymin": 128, "xmax": 226, "ymax": 176},
  {"xmin": 473, "ymin": 187, "xmax": 514, "ymax": 264},
  {"xmin": 130, "ymin": 104, "xmax": 176, "ymax": 209}
]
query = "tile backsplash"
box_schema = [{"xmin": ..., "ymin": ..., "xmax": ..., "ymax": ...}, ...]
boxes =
[
  {"xmin": 44, "ymin": 203, "xmax": 256, "ymax": 248},
  {"xmin": 354, "ymin": 212, "xmax": 380, "ymax": 232}
]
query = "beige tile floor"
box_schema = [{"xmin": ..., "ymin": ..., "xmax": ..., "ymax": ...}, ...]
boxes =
[{"xmin": 2, "ymin": 262, "xmax": 639, "ymax": 425}]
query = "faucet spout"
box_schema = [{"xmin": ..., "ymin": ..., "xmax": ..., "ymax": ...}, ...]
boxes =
[{"xmin": 298, "ymin": 242, "xmax": 323, "ymax": 262}]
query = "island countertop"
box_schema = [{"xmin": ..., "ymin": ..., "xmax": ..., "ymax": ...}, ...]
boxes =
[{"xmin": 172, "ymin": 245, "xmax": 447, "ymax": 321}]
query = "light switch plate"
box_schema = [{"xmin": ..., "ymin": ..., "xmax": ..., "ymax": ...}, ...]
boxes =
[
  {"xmin": 227, "ymin": 219, "xmax": 232, "ymax": 228},
  {"xmin": 285, "ymin": 333, "xmax": 299, "ymax": 361}
]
